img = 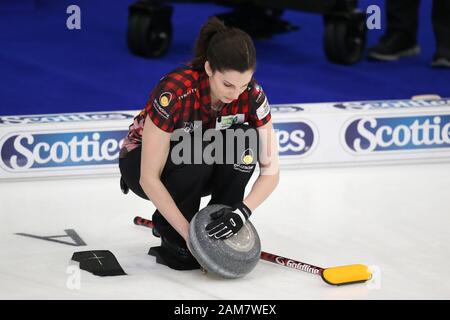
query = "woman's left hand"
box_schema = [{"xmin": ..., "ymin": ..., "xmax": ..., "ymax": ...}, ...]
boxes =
[{"xmin": 205, "ymin": 202, "xmax": 252, "ymax": 240}]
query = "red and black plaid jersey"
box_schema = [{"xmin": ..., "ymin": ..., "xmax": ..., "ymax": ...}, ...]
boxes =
[{"xmin": 121, "ymin": 66, "xmax": 271, "ymax": 156}]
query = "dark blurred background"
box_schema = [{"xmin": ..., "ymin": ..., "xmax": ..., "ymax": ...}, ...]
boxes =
[{"xmin": 0, "ymin": 0, "xmax": 449, "ymax": 116}]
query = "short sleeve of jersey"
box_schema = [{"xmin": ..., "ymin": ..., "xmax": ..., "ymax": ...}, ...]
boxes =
[
  {"xmin": 247, "ymin": 82, "xmax": 272, "ymax": 127},
  {"xmin": 145, "ymin": 82, "xmax": 180, "ymax": 133}
]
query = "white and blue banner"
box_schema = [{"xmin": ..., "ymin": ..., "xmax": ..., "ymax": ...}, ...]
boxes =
[{"xmin": 1, "ymin": 98, "xmax": 450, "ymax": 180}]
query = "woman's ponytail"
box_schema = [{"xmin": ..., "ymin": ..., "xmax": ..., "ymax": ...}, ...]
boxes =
[
  {"xmin": 191, "ymin": 17, "xmax": 227, "ymax": 70},
  {"xmin": 190, "ymin": 17, "xmax": 256, "ymax": 73}
]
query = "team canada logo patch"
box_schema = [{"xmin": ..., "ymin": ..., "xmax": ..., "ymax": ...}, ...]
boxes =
[
  {"xmin": 159, "ymin": 92, "xmax": 172, "ymax": 107},
  {"xmin": 253, "ymin": 84, "xmax": 265, "ymax": 104}
]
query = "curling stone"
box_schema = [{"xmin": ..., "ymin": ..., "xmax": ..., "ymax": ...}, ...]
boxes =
[{"xmin": 188, "ymin": 204, "xmax": 261, "ymax": 279}]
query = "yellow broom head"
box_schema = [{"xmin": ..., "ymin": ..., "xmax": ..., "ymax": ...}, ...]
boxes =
[{"xmin": 322, "ymin": 264, "xmax": 372, "ymax": 285}]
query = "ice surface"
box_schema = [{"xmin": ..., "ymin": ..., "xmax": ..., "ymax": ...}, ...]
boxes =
[{"xmin": 1, "ymin": 162, "xmax": 449, "ymax": 299}]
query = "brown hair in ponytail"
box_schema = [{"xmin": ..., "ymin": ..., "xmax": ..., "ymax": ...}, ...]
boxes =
[{"xmin": 190, "ymin": 17, "xmax": 256, "ymax": 73}]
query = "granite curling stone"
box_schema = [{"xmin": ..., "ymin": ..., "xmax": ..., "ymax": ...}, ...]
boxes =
[{"xmin": 188, "ymin": 204, "xmax": 261, "ymax": 279}]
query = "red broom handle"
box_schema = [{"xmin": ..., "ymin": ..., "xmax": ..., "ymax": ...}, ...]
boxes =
[{"xmin": 133, "ymin": 215, "xmax": 325, "ymax": 276}]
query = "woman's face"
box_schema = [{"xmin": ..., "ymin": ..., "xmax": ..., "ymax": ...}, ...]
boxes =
[{"xmin": 205, "ymin": 61, "xmax": 254, "ymax": 104}]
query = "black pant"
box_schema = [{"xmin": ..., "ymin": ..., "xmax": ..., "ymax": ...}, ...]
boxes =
[
  {"xmin": 386, "ymin": 0, "xmax": 450, "ymax": 56},
  {"xmin": 119, "ymin": 124, "xmax": 258, "ymax": 248}
]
